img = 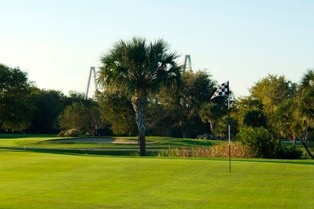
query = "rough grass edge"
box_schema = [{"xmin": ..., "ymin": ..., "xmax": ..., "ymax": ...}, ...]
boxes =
[{"xmin": 158, "ymin": 142, "xmax": 252, "ymax": 158}]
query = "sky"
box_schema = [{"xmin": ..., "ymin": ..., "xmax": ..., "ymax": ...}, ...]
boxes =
[{"xmin": 1, "ymin": 0, "xmax": 314, "ymax": 97}]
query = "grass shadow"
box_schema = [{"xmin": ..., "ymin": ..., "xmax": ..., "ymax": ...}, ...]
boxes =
[
  {"xmin": 0, "ymin": 146, "xmax": 159, "ymax": 157},
  {"xmin": 0, "ymin": 134, "xmax": 57, "ymax": 139}
]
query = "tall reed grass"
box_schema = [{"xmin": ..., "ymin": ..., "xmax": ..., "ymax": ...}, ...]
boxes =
[{"xmin": 158, "ymin": 142, "xmax": 252, "ymax": 158}]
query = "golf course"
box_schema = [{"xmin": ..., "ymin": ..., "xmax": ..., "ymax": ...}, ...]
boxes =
[
  {"xmin": 0, "ymin": 136, "xmax": 313, "ymax": 209},
  {"xmin": 2, "ymin": 1, "xmax": 314, "ymax": 208}
]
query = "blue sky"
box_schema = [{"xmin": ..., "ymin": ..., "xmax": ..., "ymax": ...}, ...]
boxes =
[{"xmin": 1, "ymin": 0, "xmax": 314, "ymax": 97}]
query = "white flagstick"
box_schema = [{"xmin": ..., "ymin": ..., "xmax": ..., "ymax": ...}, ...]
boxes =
[
  {"xmin": 210, "ymin": 81, "xmax": 231, "ymax": 172},
  {"xmin": 228, "ymin": 94, "xmax": 231, "ymax": 173}
]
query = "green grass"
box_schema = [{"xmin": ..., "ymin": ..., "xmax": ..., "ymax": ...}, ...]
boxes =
[
  {"xmin": 0, "ymin": 150, "xmax": 313, "ymax": 209},
  {"xmin": 0, "ymin": 135, "xmax": 221, "ymax": 156}
]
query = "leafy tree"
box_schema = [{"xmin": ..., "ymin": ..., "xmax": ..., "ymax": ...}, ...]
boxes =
[
  {"xmin": 250, "ymin": 74, "xmax": 295, "ymax": 114},
  {"xmin": 28, "ymin": 89, "xmax": 94, "ymax": 134},
  {"xmin": 0, "ymin": 64, "xmax": 32, "ymax": 132},
  {"xmin": 58, "ymin": 102, "xmax": 102, "ymax": 135},
  {"xmin": 198, "ymin": 79, "xmax": 232, "ymax": 138},
  {"xmin": 231, "ymin": 96, "xmax": 263, "ymax": 129},
  {"xmin": 199, "ymin": 103, "xmax": 224, "ymax": 137},
  {"xmin": 98, "ymin": 37, "xmax": 181, "ymax": 155},
  {"xmin": 158, "ymin": 70, "xmax": 216, "ymax": 137},
  {"xmin": 243, "ymin": 109, "xmax": 267, "ymax": 128},
  {"xmin": 98, "ymin": 92, "xmax": 137, "ymax": 136},
  {"xmin": 215, "ymin": 115, "xmax": 238, "ymax": 139},
  {"xmin": 249, "ymin": 74, "xmax": 296, "ymax": 136},
  {"xmin": 28, "ymin": 88, "xmax": 65, "ymax": 133},
  {"xmin": 145, "ymin": 101, "xmax": 171, "ymax": 136},
  {"xmin": 64, "ymin": 91, "xmax": 89, "ymax": 106}
]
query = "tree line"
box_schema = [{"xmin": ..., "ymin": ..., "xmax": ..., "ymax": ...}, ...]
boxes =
[{"xmin": 1, "ymin": 37, "xmax": 313, "ymax": 157}]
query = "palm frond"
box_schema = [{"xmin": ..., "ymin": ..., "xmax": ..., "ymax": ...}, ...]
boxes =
[{"xmin": 98, "ymin": 37, "xmax": 181, "ymax": 97}]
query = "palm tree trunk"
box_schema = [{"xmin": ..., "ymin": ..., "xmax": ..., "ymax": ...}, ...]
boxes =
[
  {"xmin": 210, "ymin": 120, "xmax": 216, "ymax": 137},
  {"xmin": 300, "ymin": 140, "xmax": 314, "ymax": 159},
  {"xmin": 132, "ymin": 94, "xmax": 147, "ymax": 156},
  {"xmin": 300, "ymin": 135, "xmax": 314, "ymax": 160}
]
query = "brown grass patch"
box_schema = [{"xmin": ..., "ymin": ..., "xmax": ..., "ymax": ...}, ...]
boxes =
[{"xmin": 158, "ymin": 142, "xmax": 252, "ymax": 158}]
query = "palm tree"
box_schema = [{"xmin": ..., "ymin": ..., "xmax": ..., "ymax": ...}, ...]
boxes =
[
  {"xmin": 98, "ymin": 37, "xmax": 181, "ymax": 156},
  {"xmin": 294, "ymin": 69, "xmax": 314, "ymax": 159}
]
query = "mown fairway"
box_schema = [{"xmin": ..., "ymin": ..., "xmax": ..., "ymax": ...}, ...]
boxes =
[
  {"xmin": 0, "ymin": 150, "xmax": 313, "ymax": 209},
  {"xmin": 0, "ymin": 135, "xmax": 220, "ymax": 156}
]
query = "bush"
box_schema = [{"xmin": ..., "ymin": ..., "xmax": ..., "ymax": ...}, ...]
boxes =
[
  {"xmin": 59, "ymin": 129, "xmax": 81, "ymax": 137},
  {"xmin": 237, "ymin": 127, "xmax": 302, "ymax": 159},
  {"xmin": 274, "ymin": 144, "xmax": 303, "ymax": 159},
  {"xmin": 196, "ymin": 134, "xmax": 214, "ymax": 140},
  {"xmin": 58, "ymin": 130, "xmax": 66, "ymax": 137},
  {"xmin": 237, "ymin": 127, "xmax": 275, "ymax": 158}
]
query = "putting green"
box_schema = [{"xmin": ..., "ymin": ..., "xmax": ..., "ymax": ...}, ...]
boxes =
[{"xmin": 0, "ymin": 151, "xmax": 313, "ymax": 209}]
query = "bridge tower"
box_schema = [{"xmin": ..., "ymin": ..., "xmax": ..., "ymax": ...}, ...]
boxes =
[
  {"xmin": 85, "ymin": 66, "xmax": 97, "ymax": 99},
  {"xmin": 183, "ymin": 55, "xmax": 192, "ymax": 72}
]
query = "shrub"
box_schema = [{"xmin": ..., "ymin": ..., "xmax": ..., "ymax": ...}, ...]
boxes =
[
  {"xmin": 58, "ymin": 130, "xmax": 66, "ymax": 137},
  {"xmin": 196, "ymin": 134, "xmax": 214, "ymax": 140},
  {"xmin": 237, "ymin": 127, "xmax": 302, "ymax": 159},
  {"xmin": 237, "ymin": 127, "xmax": 277, "ymax": 158},
  {"xmin": 274, "ymin": 144, "xmax": 303, "ymax": 159},
  {"xmin": 63, "ymin": 129, "xmax": 81, "ymax": 137}
]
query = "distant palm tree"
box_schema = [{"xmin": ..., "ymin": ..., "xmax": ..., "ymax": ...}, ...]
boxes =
[
  {"xmin": 294, "ymin": 69, "xmax": 314, "ymax": 159},
  {"xmin": 98, "ymin": 37, "xmax": 181, "ymax": 156}
]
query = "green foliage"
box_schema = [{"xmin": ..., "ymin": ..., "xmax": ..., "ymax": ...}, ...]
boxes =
[
  {"xmin": 199, "ymin": 102, "xmax": 226, "ymax": 137},
  {"xmin": 289, "ymin": 69, "xmax": 314, "ymax": 159},
  {"xmin": 145, "ymin": 101, "xmax": 171, "ymax": 135},
  {"xmin": 98, "ymin": 92, "xmax": 137, "ymax": 136},
  {"xmin": 58, "ymin": 102, "xmax": 102, "ymax": 135},
  {"xmin": 159, "ymin": 70, "xmax": 216, "ymax": 137},
  {"xmin": 215, "ymin": 115, "xmax": 238, "ymax": 139},
  {"xmin": 231, "ymin": 97, "xmax": 263, "ymax": 129},
  {"xmin": 294, "ymin": 69, "xmax": 314, "ymax": 132},
  {"xmin": 250, "ymin": 74, "xmax": 296, "ymax": 114},
  {"xmin": 238, "ymin": 127, "xmax": 278, "ymax": 158},
  {"xmin": 63, "ymin": 129, "xmax": 81, "ymax": 137},
  {"xmin": 98, "ymin": 37, "xmax": 182, "ymax": 155},
  {"xmin": 29, "ymin": 88, "xmax": 65, "ymax": 133},
  {"xmin": 237, "ymin": 127, "xmax": 302, "ymax": 159},
  {"xmin": 98, "ymin": 37, "xmax": 181, "ymax": 97},
  {"xmin": 243, "ymin": 109, "xmax": 267, "ymax": 127},
  {"xmin": 249, "ymin": 74, "xmax": 297, "ymax": 137},
  {"xmin": 272, "ymin": 98, "xmax": 296, "ymax": 139},
  {"xmin": 28, "ymin": 88, "xmax": 99, "ymax": 134},
  {"xmin": 232, "ymin": 75, "xmax": 299, "ymax": 141},
  {"xmin": 277, "ymin": 144, "xmax": 303, "ymax": 159},
  {"xmin": 0, "ymin": 64, "xmax": 32, "ymax": 132},
  {"xmin": 58, "ymin": 129, "xmax": 81, "ymax": 137}
]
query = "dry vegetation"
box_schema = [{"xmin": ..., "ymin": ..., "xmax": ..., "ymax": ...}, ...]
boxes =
[{"xmin": 158, "ymin": 142, "xmax": 252, "ymax": 158}]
